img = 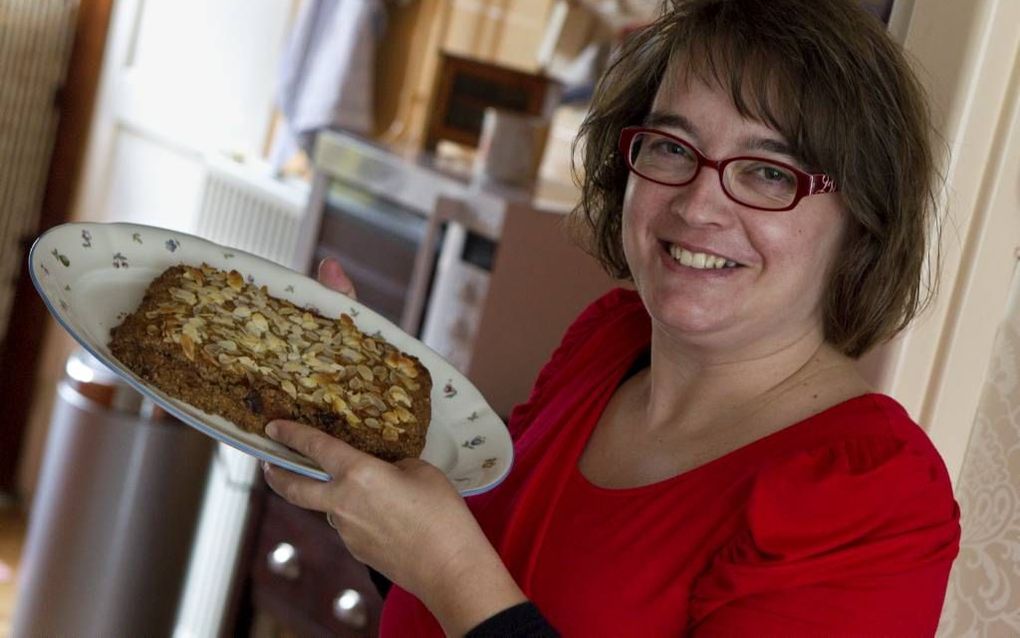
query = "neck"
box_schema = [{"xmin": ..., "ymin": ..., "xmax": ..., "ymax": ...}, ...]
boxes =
[{"xmin": 634, "ymin": 325, "xmax": 858, "ymax": 437}]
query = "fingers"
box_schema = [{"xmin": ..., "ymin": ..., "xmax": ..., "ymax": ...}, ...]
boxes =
[
  {"xmin": 266, "ymin": 419, "xmax": 363, "ymax": 477},
  {"xmin": 317, "ymin": 257, "xmax": 357, "ymax": 299},
  {"xmin": 262, "ymin": 463, "xmax": 333, "ymax": 512}
]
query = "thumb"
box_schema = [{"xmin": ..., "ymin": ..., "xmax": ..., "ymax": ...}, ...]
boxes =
[{"xmin": 317, "ymin": 257, "xmax": 357, "ymax": 299}]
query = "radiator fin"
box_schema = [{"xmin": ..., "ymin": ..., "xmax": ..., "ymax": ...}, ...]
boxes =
[{"xmin": 190, "ymin": 155, "xmax": 310, "ymax": 271}]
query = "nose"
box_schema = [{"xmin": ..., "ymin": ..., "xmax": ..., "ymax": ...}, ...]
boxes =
[{"xmin": 668, "ymin": 164, "xmax": 734, "ymax": 227}]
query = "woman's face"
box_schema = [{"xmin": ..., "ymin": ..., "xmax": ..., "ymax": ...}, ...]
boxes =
[{"xmin": 622, "ymin": 76, "xmax": 847, "ymax": 357}]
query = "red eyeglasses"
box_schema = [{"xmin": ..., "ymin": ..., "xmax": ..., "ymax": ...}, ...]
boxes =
[{"xmin": 619, "ymin": 127, "xmax": 838, "ymax": 211}]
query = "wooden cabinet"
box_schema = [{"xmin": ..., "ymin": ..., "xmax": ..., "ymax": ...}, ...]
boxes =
[
  {"xmin": 442, "ymin": 0, "xmax": 557, "ymax": 71},
  {"xmin": 244, "ymin": 489, "xmax": 384, "ymax": 638},
  {"xmin": 374, "ymin": 0, "xmax": 558, "ymax": 149}
]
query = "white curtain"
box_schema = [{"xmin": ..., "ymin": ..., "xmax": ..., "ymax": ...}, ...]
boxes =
[{"xmin": 937, "ymin": 261, "xmax": 1020, "ymax": 636}]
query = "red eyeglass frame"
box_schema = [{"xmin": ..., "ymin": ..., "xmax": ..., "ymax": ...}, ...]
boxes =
[{"xmin": 618, "ymin": 126, "xmax": 838, "ymax": 212}]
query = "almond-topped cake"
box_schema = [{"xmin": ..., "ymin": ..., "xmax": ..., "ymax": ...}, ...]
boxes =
[{"xmin": 109, "ymin": 263, "xmax": 432, "ymax": 461}]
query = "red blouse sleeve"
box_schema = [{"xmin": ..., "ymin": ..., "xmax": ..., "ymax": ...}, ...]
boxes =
[
  {"xmin": 689, "ymin": 433, "xmax": 961, "ymax": 637},
  {"xmin": 506, "ymin": 288, "xmax": 638, "ymax": 441}
]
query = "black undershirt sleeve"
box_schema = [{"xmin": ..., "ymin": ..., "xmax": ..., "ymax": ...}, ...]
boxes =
[
  {"xmin": 464, "ymin": 602, "xmax": 560, "ymax": 638},
  {"xmin": 368, "ymin": 566, "xmax": 392, "ymax": 598},
  {"xmin": 367, "ymin": 568, "xmax": 558, "ymax": 637}
]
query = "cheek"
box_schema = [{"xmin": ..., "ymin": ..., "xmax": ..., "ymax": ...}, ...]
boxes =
[
  {"xmin": 621, "ymin": 180, "xmax": 662, "ymax": 234},
  {"xmin": 753, "ymin": 218, "xmax": 842, "ymax": 285}
]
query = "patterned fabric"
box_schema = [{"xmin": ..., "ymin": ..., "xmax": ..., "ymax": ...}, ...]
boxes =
[{"xmin": 937, "ymin": 268, "xmax": 1020, "ymax": 636}]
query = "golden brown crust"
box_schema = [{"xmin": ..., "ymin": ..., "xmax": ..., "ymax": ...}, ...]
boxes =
[{"xmin": 109, "ymin": 264, "xmax": 431, "ymax": 461}]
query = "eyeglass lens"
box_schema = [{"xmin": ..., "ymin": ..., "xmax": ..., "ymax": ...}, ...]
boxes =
[{"xmin": 628, "ymin": 131, "xmax": 799, "ymax": 210}]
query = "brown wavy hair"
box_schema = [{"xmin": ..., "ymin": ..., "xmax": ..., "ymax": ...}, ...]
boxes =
[{"xmin": 569, "ymin": 0, "xmax": 942, "ymax": 358}]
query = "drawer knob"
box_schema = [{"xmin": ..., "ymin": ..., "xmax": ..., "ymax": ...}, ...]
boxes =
[
  {"xmin": 333, "ymin": 588, "xmax": 368, "ymax": 629},
  {"xmin": 267, "ymin": 542, "xmax": 300, "ymax": 580}
]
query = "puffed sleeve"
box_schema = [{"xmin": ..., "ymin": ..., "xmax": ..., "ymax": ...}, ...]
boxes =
[
  {"xmin": 506, "ymin": 288, "xmax": 638, "ymax": 440},
  {"xmin": 689, "ymin": 434, "xmax": 961, "ymax": 637}
]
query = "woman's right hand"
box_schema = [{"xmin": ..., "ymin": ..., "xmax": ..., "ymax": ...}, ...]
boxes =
[{"xmin": 317, "ymin": 257, "xmax": 357, "ymax": 299}]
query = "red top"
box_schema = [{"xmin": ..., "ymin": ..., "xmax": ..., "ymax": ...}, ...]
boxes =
[{"xmin": 380, "ymin": 289, "xmax": 961, "ymax": 637}]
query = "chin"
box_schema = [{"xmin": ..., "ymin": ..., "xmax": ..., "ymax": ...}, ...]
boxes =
[{"xmin": 640, "ymin": 283, "xmax": 738, "ymax": 337}]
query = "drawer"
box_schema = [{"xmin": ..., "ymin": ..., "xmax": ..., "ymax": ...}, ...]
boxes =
[{"xmin": 251, "ymin": 493, "xmax": 383, "ymax": 637}]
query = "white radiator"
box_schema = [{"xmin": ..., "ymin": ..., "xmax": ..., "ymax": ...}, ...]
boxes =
[
  {"xmin": 191, "ymin": 153, "xmax": 314, "ymax": 271},
  {"xmin": 0, "ymin": 0, "xmax": 78, "ymax": 343},
  {"xmin": 174, "ymin": 154, "xmax": 314, "ymax": 638}
]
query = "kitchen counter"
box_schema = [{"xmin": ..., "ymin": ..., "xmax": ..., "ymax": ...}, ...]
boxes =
[{"xmin": 312, "ymin": 130, "xmax": 577, "ymax": 242}]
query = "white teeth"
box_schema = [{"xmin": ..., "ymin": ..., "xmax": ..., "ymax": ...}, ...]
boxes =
[{"xmin": 668, "ymin": 245, "xmax": 737, "ymax": 270}]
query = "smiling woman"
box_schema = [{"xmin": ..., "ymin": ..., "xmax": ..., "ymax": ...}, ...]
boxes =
[
  {"xmin": 574, "ymin": 0, "xmax": 940, "ymax": 359},
  {"xmin": 263, "ymin": 1, "xmax": 960, "ymax": 636},
  {"xmin": 618, "ymin": 77, "xmax": 850, "ymax": 355}
]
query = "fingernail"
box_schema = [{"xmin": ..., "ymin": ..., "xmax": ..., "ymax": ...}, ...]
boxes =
[
  {"xmin": 265, "ymin": 422, "xmax": 279, "ymax": 438},
  {"xmin": 261, "ymin": 461, "xmax": 270, "ymax": 473}
]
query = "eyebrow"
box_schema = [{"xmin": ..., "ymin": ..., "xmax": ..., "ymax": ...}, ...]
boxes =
[
  {"xmin": 643, "ymin": 112, "xmax": 699, "ymax": 138},
  {"xmin": 642, "ymin": 111, "xmax": 794, "ymax": 158},
  {"xmin": 742, "ymin": 137, "xmax": 793, "ymax": 156}
]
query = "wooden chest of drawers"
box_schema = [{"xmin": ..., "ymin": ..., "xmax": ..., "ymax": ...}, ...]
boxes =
[{"xmin": 247, "ymin": 489, "xmax": 384, "ymax": 637}]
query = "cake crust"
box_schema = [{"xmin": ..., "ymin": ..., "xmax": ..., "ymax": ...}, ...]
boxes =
[{"xmin": 109, "ymin": 264, "xmax": 431, "ymax": 461}]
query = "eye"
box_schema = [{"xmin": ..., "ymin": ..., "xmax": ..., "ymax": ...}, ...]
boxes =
[
  {"xmin": 749, "ymin": 163, "xmax": 796, "ymax": 186},
  {"xmin": 649, "ymin": 138, "xmax": 691, "ymax": 158},
  {"xmin": 760, "ymin": 166, "xmax": 793, "ymax": 183}
]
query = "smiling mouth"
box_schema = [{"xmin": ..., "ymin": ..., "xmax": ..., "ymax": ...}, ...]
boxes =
[{"xmin": 663, "ymin": 243, "xmax": 741, "ymax": 270}]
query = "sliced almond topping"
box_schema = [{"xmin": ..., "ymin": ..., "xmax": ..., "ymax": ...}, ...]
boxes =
[
  {"xmin": 311, "ymin": 372, "xmax": 334, "ymax": 387},
  {"xmin": 182, "ymin": 323, "xmax": 202, "ymax": 344},
  {"xmin": 227, "ymin": 270, "xmax": 244, "ymax": 291},
  {"xmin": 343, "ymin": 409, "xmax": 361, "ymax": 427},
  {"xmin": 394, "ymin": 406, "xmax": 416, "ymax": 424},
  {"xmin": 251, "ymin": 312, "xmax": 269, "ymax": 332},
  {"xmin": 339, "ymin": 347, "xmax": 364, "ymax": 363},
  {"xmin": 171, "ymin": 288, "xmax": 198, "ymax": 305},
  {"xmin": 396, "ymin": 356, "xmax": 419, "ymax": 378},
  {"xmin": 281, "ymin": 379, "xmax": 297, "ymax": 399},
  {"xmin": 129, "ymin": 265, "xmax": 429, "ymax": 448},
  {"xmin": 181, "ymin": 333, "xmax": 196, "ymax": 361},
  {"xmin": 386, "ymin": 385, "xmax": 412, "ymax": 407}
]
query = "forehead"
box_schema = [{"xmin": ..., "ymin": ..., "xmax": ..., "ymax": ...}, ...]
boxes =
[
  {"xmin": 649, "ymin": 72, "xmax": 787, "ymax": 145},
  {"xmin": 653, "ymin": 50, "xmax": 797, "ymax": 136}
]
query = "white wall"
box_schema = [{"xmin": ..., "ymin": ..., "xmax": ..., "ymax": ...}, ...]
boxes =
[{"xmin": 868, "ymin": 0, "xmax": 1020, "ymax": 485}]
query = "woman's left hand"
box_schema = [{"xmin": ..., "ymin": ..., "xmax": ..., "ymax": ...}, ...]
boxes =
[
  {"xmin": 262, "ymin": 258, "xmax": 528, "ymax": 633},
  {"xmin": 262, "ymin": 423, "xmax": 527, "ymax": 635},
  {"xmin": 262, "ymin": 420, "xmax": 480, "ymax": 598}
]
